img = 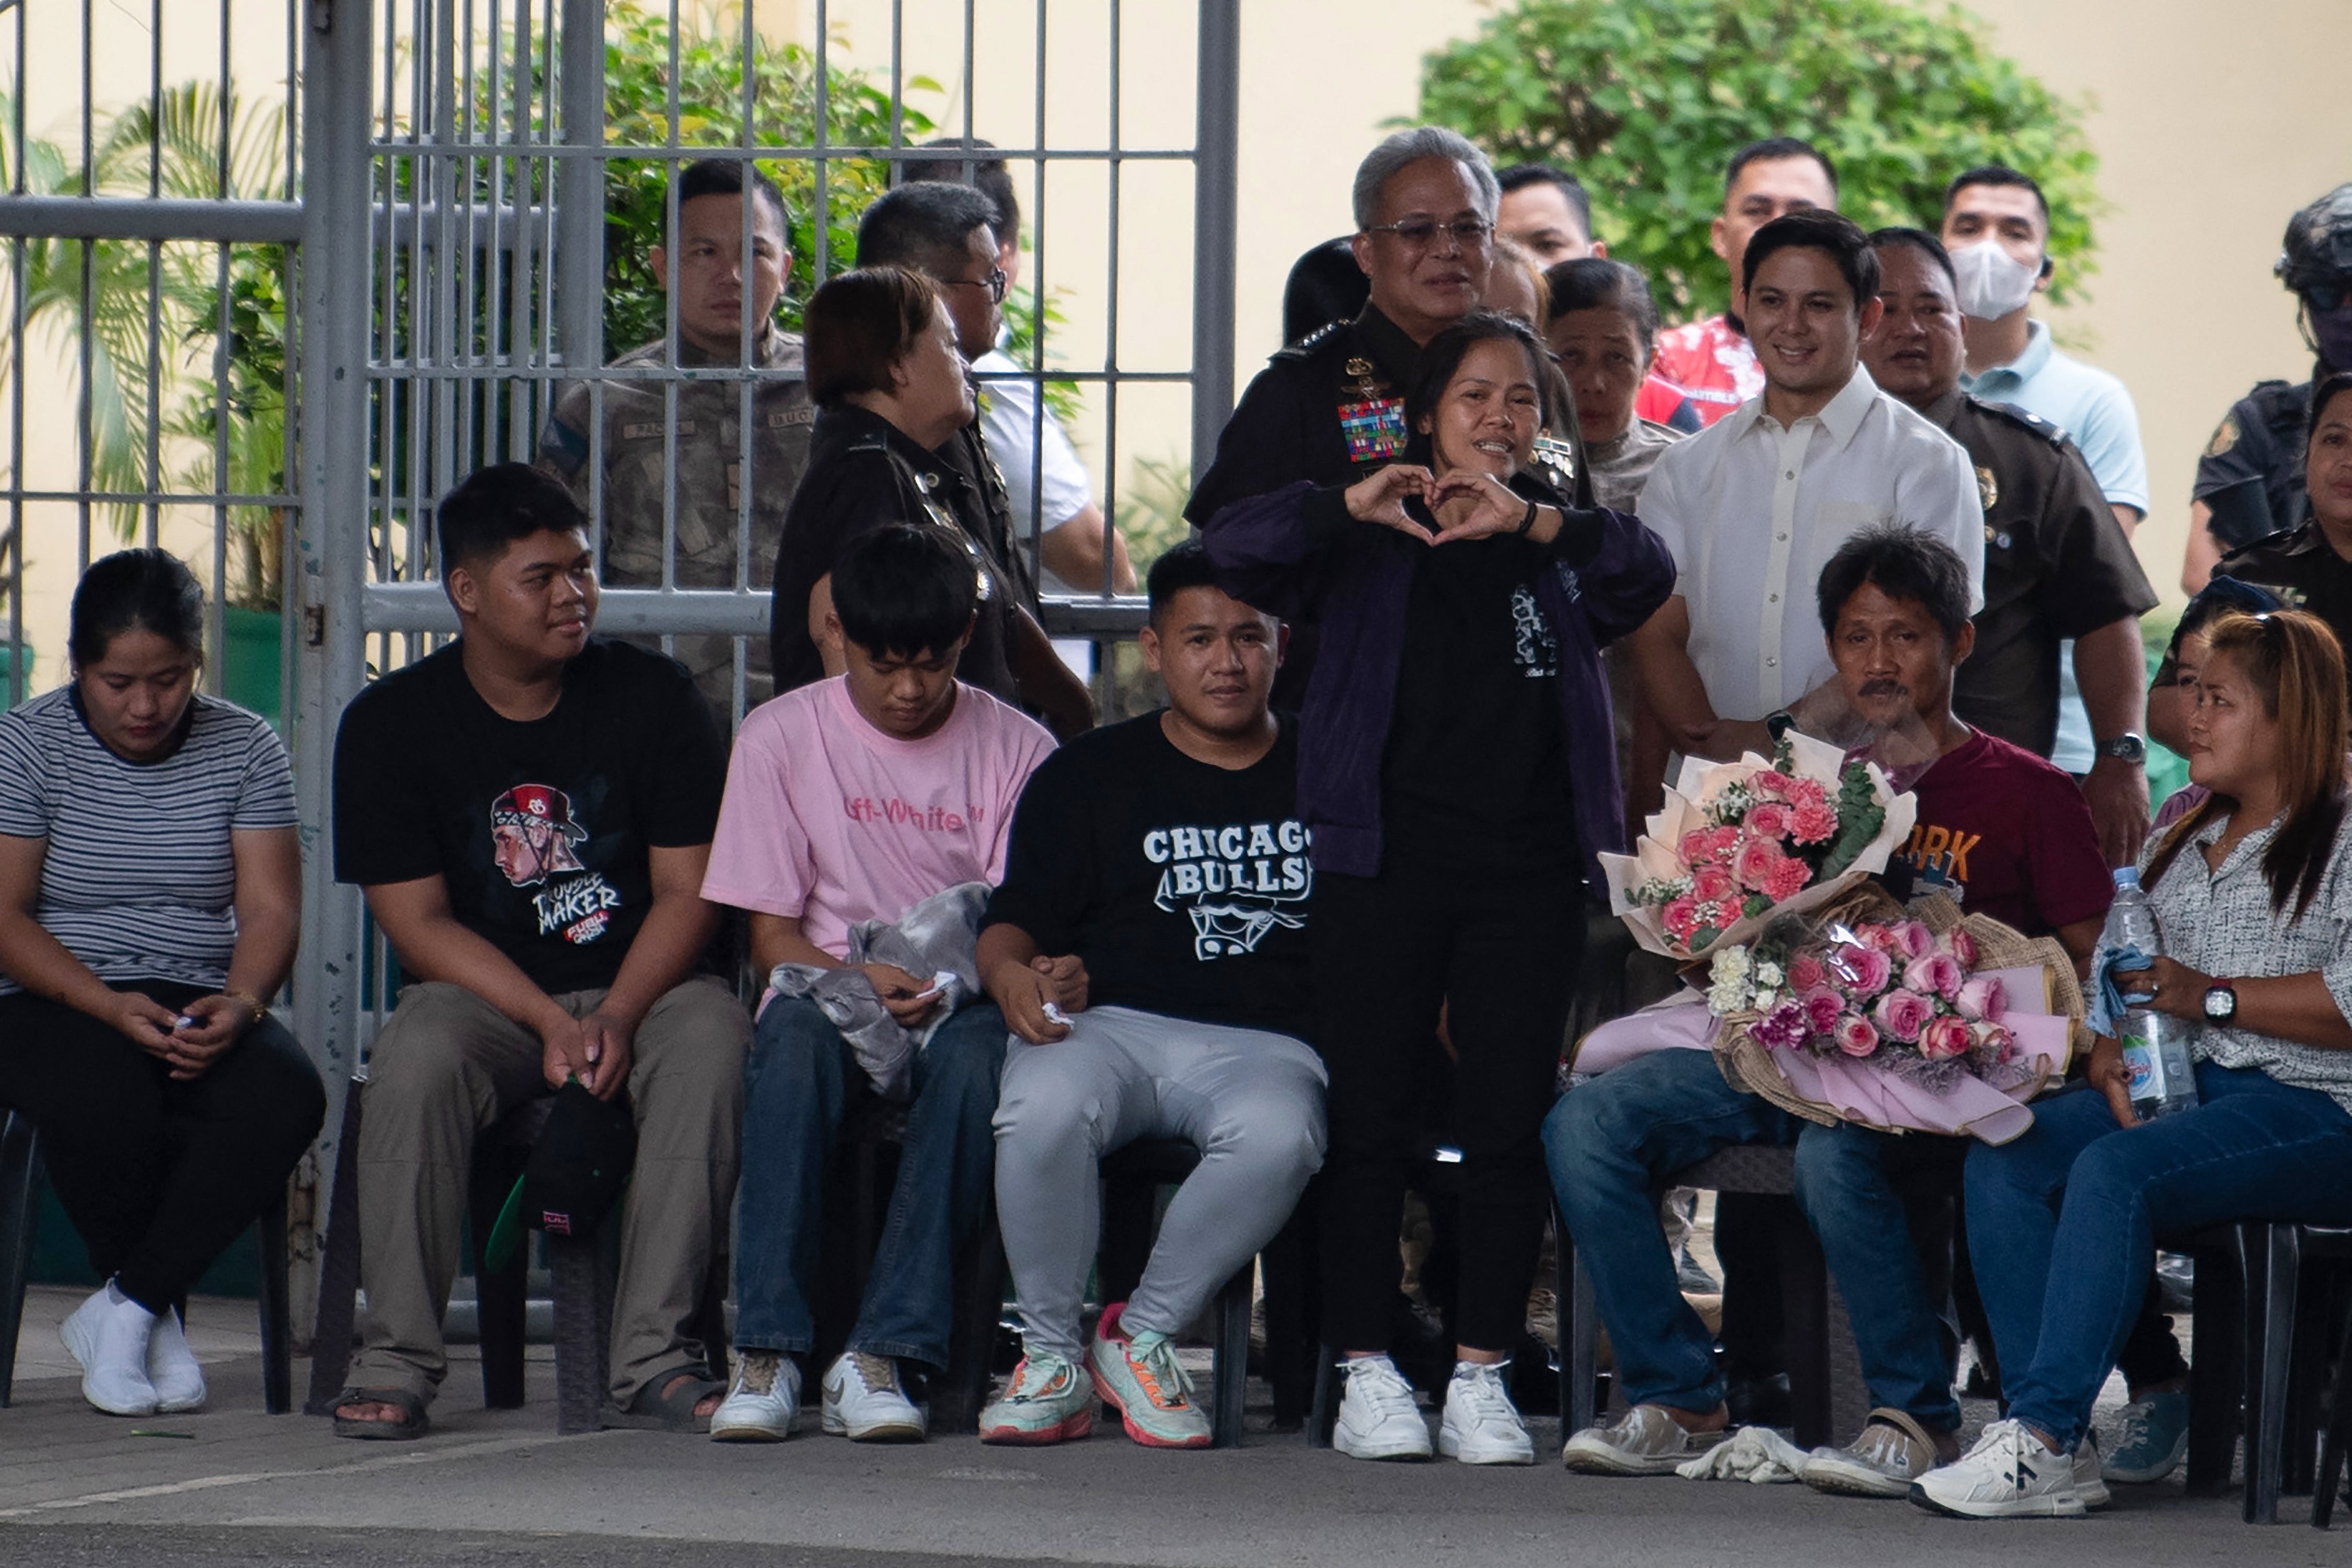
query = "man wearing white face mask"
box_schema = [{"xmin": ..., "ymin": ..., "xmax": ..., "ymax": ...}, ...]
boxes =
[{"xmin": 1940, "ymin": 164, "xmax": 2150, "ymax": 869}]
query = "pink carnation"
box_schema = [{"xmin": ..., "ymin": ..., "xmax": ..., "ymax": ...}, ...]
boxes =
[
  {"xmin": 1745, "ymin": 801, "xmax": 1792, "ymax": 839},
  {"xmin": 1903, "ymin": 952, "xmax": 1966, "ymax": 1001},
  {"xmin": 1783, "ymin": 774, "xmax": 1830, "ymax": 809},
  {"xmin": 1920, "ymin": 1013, "xmax": 1974, "ymax": 1061},
  {"xmin": 1662, "ymin": 895, "xmax": 1702, "ymax": 941},
  {"xmin": 1789, "ymin": 953, "xmax": 1828, "ymax": 994},
  {"xmin": 1830, "ymin": 943, "xmax": 1893, "ymax": 998},
  {"xmin": 1834, "ymin": 1012, "xmax": 1881, "ymax": 1057},
  {"xmin": 1790, "ymin": 801, "xmax": 1839, "ymax": 845},
  {"xmin": 1764, "ymin": 856, "xmax": 1813, "ymax": 902},
  {"xmin": 1750, "ymin": 1000, "xmax": 1811, "ymax": 1050},
  {"xmin": 1692, "ymin": 864, "xmax": 1737, "ymax": 905},
  {"xmin": 1734, "ymin": 835, "xmax": 1786, "ymax": 893},
  {"xmin": 1945, "ymin": 926, "xmax": 1979, "ymax": 969},
  {"xmin": 1801, "ymin": 988, "xmax": 1844, "ymax": 1035},
  {"xmin": 1955, "ymin": 975, "xmax": 2007, "ymax": 1023},
  {"xmin": 1871, "ymin": 987, "xmax": 1933, "ymax": 1044},
  {"xmin": 1893, "ymin": 920, "xmax": 1937, "ymax": 960}
]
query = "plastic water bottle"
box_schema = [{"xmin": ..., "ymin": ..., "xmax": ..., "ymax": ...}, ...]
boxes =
[{"xmin": 2101, "ymin": 867, "xmax": 2199, "ymax": 1119}]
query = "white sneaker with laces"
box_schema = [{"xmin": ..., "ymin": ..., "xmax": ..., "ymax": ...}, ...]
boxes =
[
  {"xmin": 709, "ymin": 1350, "xmax": 800, "ymax": 1442},
  {"xmin": 1331, "ymin": 1355, "xmax": 1432, "ymax": 1461},
  {"xmin": 58, "ymin": 1281, "xmax": 158, "ymax": 1417},
  {"xmin": 1908, "ymin": 1418, "xmax": 2085, "ymax": 1518},
  {"xmin": 2074, "ymin": 1429, "xmax": 2111, "ymax": 1511},
  {"xmin": 144, "ymin": 1304, "xmax": 207, "ymax": 1413},
  {"xmin": 1437, "ymin": 1360, "xmax": 1535, "ymax": 1465},
  {"xmin": 1561, "ymin": 1402, "xmax": 1728, "ymax": 1475},
  {"xmin": 820, "ymin": 1351, "xmax": 926, "ymax": 1442}
]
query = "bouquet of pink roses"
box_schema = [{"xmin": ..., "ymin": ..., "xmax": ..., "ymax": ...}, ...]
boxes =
[{"xmin": 1602, "ymin": 730, "xmax": 1916, "ymax": 962}]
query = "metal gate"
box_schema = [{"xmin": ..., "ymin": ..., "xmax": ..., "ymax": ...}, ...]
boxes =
[{"xmin": 5, "ymin": 0, "xmax": 1239, "ymax": 1328}]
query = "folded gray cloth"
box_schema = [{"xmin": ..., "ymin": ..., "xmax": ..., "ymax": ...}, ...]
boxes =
[{"xmin": 768, "ymin": 881, "xmax": 991, "ymax": 1101}]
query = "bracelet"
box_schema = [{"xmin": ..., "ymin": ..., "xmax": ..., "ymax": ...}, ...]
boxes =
[
  {"xmin": 1516, "ymin": 497, "xmax": 1540, "ymax": 537},
  {"xmin": 227, "ymin": 988, "xmax": 267, "ymax": 1019}
]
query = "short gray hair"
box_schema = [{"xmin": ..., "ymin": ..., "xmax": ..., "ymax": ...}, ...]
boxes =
[{"xmin": 1351, "ymin": 127, "xmax": 1500, "ymax": 232}]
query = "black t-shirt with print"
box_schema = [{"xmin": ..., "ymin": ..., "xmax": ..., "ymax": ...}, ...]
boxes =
[
  {"xmin": 983, "ymin": 711, "xmax": 1312, "ymax": 1042},
  {"xmin": 1380, "ymin": 526, "xmax": 1577, "ymax": 868},
  {"xmin": 332, "ymin": 638, "xmax": 727, "ymax": 996}
]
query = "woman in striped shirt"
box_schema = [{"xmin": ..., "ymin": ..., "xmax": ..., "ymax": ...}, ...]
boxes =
[{"xmin": 0, "ymin": 549, "xmax": 323, "ymax": 1417}]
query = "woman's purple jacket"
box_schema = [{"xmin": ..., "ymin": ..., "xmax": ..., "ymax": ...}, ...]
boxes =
[{"xmin": 1200, "ymin": 479, "xmax": 1676, "ymax": 897}]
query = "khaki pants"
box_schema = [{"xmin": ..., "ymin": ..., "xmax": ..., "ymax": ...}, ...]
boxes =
[{"xmin": 351, "ymin": 976, "xmax": 748, "ymax": 1409}]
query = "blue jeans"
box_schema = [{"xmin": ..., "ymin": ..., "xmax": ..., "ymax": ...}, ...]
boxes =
[
  {"xmin": 731, "ymin": 997, "xmax": 1008, "ymax": 1370},
  {"xmin": 1542, "ymin": 1048, "xmax": 1960, "ymax": 1429},
  {"xmin": 1966, "ymin": 1063, "xmax": 2352, "ymax": 1453}
]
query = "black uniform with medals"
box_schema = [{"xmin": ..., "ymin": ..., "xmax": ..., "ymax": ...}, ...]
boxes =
[
  {"xmin": 2211, "ymin": 522, "xmax": 2352, "ymax": 659},
  {"xmin": 768, "ymin": 403, "xmax": 1023, "ymax": 704},
  {"xmin": 2194, "ymin": 374, "xmax": 2321, "ymax": 552},
  {"xmin": 1930, "ymin": 390, "xmax": 2158, "ymax": 758}
]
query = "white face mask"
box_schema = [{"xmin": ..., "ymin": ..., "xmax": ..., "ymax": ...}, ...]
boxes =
[{"xmin": 1949, "ymin": 240, "xmax": 2040, "ymax": 321}]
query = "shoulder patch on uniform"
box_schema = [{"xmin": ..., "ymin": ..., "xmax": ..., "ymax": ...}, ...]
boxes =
[{"xmin": 2205, "ymin": 413, "xmax": 2241, "ymax": 459}]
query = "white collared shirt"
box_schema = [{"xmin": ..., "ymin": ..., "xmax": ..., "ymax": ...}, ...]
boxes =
[{"xmin": 1640, "ymin": 365, "xmax": 1984, "ymax": 719}]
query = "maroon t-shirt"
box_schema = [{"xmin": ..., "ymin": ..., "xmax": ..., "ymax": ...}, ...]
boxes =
[{"xmin": 1889, "ymin": 729, "xmax": 2111, "ymax": 936}]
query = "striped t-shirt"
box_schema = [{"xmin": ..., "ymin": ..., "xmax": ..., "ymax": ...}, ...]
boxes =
[{"xmin": 0, "ymin": 687, "xmax": 296, "ymax": 994}]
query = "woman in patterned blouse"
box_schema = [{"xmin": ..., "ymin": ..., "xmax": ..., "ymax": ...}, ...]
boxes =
[{"xmin": 1920, "ymin": 608, "xmax": 2352, "ymax": 1519}]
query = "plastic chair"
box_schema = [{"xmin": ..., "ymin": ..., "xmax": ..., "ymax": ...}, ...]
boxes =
[
  {"xmin": 2243, "ymin": 1220, "xmax": 2352, "ymax": 1525},
  {"xmin": 0, "ymin": 1108, "xmax": 292, "ymax": 1412}
]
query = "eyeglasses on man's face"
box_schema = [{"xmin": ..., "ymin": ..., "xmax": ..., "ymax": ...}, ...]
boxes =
[
  {"xmin": 1363, "ymin": 216, "xmax": 1494, "ymax": 252},
  {"xmin": 941, "ymin": 268, "xmax": 1009, "ymax": 304}
]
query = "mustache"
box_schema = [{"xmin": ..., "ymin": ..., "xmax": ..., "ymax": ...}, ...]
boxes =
[{"xmin": 1858, "ymin": 678, "xmax": 1908, "ymax": 698}]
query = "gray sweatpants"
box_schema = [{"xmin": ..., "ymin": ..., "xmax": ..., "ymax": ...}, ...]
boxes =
[{"xmin": 992, "ymin": 1005, "xmax": 1327, "ymax": 1362}]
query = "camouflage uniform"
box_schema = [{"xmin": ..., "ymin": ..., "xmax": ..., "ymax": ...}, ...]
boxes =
[{"xmin": 538, "ymin": 326, "xmax": 814, "ymax": 724}]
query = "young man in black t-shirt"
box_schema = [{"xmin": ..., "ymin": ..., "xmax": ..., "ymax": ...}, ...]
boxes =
[
  {"xmin": 976, "ymin": 543, "xmax": 1326, "ymax": 1450},
  {"xmin": 329, "ymin": 465, "xmax": 748, "ymax": 1438}
]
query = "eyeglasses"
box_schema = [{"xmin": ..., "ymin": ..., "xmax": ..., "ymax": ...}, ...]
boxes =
[
  {"xmin": 1363, "ymin": 216, "xmax": 1494, "ymax": 252},
  {"xmin": 941, "ymin": 268, "xmax": 1009, "ymax": 304}
]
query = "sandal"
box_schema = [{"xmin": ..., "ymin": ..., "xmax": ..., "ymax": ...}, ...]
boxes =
[
  {"xmin": 331, "ymin": 1386, "xmax": 430, "ymax": 1441},
  {"xmin": 601, "ymin": 1366, "xmax": 725, "ymax": 1433}
]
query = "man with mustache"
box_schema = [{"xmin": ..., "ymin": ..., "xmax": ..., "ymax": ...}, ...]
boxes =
[
  {"xmin": 1549, "ymin": 526, "xmax": 2109, "ymax": 1495},
  {"xmin": 1858, "ymin": 227, "xmax": 2157, "ymax": 866}
]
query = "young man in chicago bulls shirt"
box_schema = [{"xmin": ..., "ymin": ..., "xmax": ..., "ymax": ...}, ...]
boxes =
[
  {"xmin": 975, "ymin": 541, "xmax": 1327, "ymax": 1450},
  {"xmin": 330, "ymin": 464, "xmax": 747, "ymax": 1438},
  {"xmin": 700, "ymin": 524, "xmax": 1056, "ymax": 1443}
]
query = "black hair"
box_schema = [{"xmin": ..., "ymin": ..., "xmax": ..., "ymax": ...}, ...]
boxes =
[
  {"xmin": 1144, "ymin": 538, "xmax": 1232, "ymax": 628},
  {"xmin": 1544, "ymin": 257, "xmax": 1662, "ymax": 351},
  {"xmin": 1725, "ymin": 136, "xmax": 1838, "ymax": 199},
  {"xmin": 676, "ymin": 157, "xmax": 789, "ymax": 230},
  {"xmin": 1497, "ymin": 162, "xmax": 1594, "ymax": 237},
  {"xmin": 804, "ymin": 267, "xmax": 941, "ymax": 407},
  {"xmin": 1815, "ymin": 524, "xmax": 1973, "ymax": 645},
  {"xmin": 856, "ymin": 181, "xmax": 1001, "ymax": 273},
  {"xmin": 68, "ymin": 548, "xmax": 205, "ymax": 667},
  {"xmin": 830, "ymin": 524, "xmax": 978, "ymax": 659},
  {"xmin": 1942, "ymin": 164, "xmax": 2048, "ymax": 227},
  {"xmin": 1742, "ymin": 209, "xmax": 1880, "ymax": 312},
  {"xmin": 1866, "ymin": 226, "xmax": 1956, "ymax": 291},
  {"xmin": 1281, "ymin": 237, "xmax": 1370, "ymax": 347},
  {"xmin": 2309, "ymin": 370, "xmax": 2352, "ymax": 444},
  {"xmin": 1404, "ymin": 310, "xmax": 1558, "ymax": 452},
  {"xmin": 437, "ymin": 463, "xmax": 588, "ymax": 575},
  {"xmin": 902, "ymin": 137, "xmax": 1018, "ymax": 247}
]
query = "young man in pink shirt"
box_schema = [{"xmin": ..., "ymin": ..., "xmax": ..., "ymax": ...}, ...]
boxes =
[{"xmin": 700, "ymin": 524, "xmax": 1058, "ymax": 1443}]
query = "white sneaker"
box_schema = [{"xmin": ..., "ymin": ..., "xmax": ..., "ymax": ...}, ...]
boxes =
[
  {"xmin": 1561, "ymin": 1402, "xmax": 1729, "ymax": 1475},
  {"xmin": 1437, "ymin": 1361, "xmax": 1535, "ymax": 1465},
  {"xmin": 820, "ymin": 1351, "xmax": 926, "ymax": 1443},
  {"xmin": 709, "ymin": 1350, "xmax": 800, "ymax": 1442},
  {"xmin": 143, "ymin": 1305, "xmax": 207, "ymax": 1413},
  {"xmin": 2073, "ymin": 1430, "xmax": 2111, "ymax": 1511},
  {"xmin": 1331, "ymin": 1355, "xmax": 1432, "ymax": 1461},
  {"xmin": 1909, "ymin": 1418, "xmax": 2085, "ymax": 1518},
  {"xmin": 58, "ymin": 1281, "xmax": 158, "ymax": 1417}
]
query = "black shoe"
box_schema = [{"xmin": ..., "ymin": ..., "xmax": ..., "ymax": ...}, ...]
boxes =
[{"xmin": 1724, "ymin": 1370, "xmax": 1792, "ymax": 1428}]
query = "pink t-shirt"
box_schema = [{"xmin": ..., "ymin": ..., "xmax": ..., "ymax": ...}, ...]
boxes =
[{"xmin": 701, "ymin": 677, "xmax": 1056, "ymax": 959}]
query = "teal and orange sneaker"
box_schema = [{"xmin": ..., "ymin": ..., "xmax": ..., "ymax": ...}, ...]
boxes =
[
  {"xmin": 1086, "ymin": 1302, "xmax": 1212, "ymax": 1449},
  {"xmin": 979, "ymin": 1350, "xmax": 1095, "ymax": 1446}
]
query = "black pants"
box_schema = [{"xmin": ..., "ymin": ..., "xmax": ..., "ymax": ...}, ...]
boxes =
[
  {"xmin": 1312, "ymin": 851, "xmax": 1581, "ymax": 1353},
  {"xmin": 0, "ymin": 983, "xmax": 325, "ymax": 1312}
]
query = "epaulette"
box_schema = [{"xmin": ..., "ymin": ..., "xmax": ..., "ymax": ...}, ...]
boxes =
[
  {"xmin": 1270, "ymin": 319, "xmax": 1349, "ymax": 364},
  {"xmin": 1967, "ymin": 394, "xmax": 2069, "ymax": 448}
]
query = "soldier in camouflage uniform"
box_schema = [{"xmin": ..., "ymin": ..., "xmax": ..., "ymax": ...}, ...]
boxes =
[{"xmin": 539, "ymin": 158, "xmax": 814, "ymax": 727}]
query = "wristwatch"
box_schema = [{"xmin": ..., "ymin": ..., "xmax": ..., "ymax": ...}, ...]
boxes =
[
  {"xmin": 2203, "ymin": 981, "xmax": 2238, "ymax": 1023},
  {"xmin": 2093, "ymin": 733, "xmax": 2147, "ymax": 764}
]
